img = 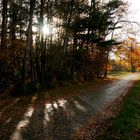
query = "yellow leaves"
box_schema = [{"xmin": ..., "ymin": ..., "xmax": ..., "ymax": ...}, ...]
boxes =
[{"xmin": 111, "ymin": 37, "xmax": 140, "ymax": 71}]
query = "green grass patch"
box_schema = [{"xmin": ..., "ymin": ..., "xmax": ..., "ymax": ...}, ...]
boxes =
[
  {"xmin": 107, "ymin": 71, "xmax": 131, "ymax": 78},
  {"xmin": 101, "ymin": 80, "xmax": 140, "ymax": 140}
]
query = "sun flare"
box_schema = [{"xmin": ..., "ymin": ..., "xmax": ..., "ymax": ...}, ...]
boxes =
[
  {"xmin": 43, "ymin": 25, "xmax": 50, "ymax": 35},
  {"xmin": 32, "ymin": 24, "xmax": 57, "ymax": 36}
]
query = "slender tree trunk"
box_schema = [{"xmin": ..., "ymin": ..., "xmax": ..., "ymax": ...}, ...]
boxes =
[
  {"xmin": 22, "ymin": 0, "xmax": 36, "ymax": 84},
  {"xmin": 19, "ymin": 0, "xmax": 22, "ymax": 39},
  {"xmin": 1, "ymin": 0, "xmax": 8, "ymax": 48},
  {"xmin": 63, "ymin": 0, "xmax": 75, "ymax": 80},
  {"xmin": 10, "ymin": 2, "xmax": 17, "ymax": 48},
  {"xmin": 40, "ymin": 0, "xmax": 45, "ymax": 87}
]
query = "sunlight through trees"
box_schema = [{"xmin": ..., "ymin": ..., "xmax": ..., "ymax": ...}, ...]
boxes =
[{"xmin": 0, "ymin": 0, "xmax": 128, "ymax": 92}]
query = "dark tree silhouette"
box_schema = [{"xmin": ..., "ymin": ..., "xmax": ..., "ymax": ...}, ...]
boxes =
[{"xmin": 0, "ymin": 0, "xmax": 126, "ymax": 93}]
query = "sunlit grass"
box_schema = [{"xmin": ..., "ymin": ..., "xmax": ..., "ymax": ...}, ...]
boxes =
[
  {"xmin": 101, "ymin": 79, "xmax": 140, "ymax": 140},
  {"xmin": 107, "ymin": 71, "xmax": 131, "ymax": 78}
]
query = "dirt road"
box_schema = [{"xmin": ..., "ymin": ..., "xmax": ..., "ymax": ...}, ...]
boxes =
[{"xmin": 1, "ymin": 73, "xmax": 139, "ymax": 140}]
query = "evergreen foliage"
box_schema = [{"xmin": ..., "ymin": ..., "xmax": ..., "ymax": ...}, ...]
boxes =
[{"xmin": 0, "ymin": 0, "xmax": 126, "ymax": 93}]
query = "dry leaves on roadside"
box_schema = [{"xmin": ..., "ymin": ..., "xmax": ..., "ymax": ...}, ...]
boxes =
[{"xmin": 74, "ymin": 87, "xmax": 133, "ymax": 140}]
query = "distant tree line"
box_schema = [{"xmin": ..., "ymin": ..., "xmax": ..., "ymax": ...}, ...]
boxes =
[{"xmin": 0, "ymin": 0, "xmax": 126, "ymax": 93}]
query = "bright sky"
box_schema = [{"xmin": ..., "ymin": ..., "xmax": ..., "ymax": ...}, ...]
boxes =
[
  {"xmin": 127, "ymin": 0, "xmax": 140, "ymax": 23},
  {"xmin": 125, "ymin": 0, "xmax": 140, "ymax": 41}
]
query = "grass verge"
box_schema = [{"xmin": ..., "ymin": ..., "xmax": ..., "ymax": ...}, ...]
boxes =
[
  {"xmin": 101, "ymin": 80, "xmax": 140, "ymax": 140},
  {"xmin": 107, "ymin": 71, "xmax": 130, "ymax": 78}
]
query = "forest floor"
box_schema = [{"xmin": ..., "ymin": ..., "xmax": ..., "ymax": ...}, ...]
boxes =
[{"xmin": 0, "ymin": 73, "xmax": 139, "ymax": 140}]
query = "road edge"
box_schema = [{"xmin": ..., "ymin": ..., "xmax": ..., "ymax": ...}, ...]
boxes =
[{"xmin": 73, "ymin": 79, "xmax": 137, "ymax": 140}]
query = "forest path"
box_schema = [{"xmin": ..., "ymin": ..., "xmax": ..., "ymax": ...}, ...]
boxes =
[{"xmin": 0, "ymin": 73, "xmax": 139, "ymax": 140}]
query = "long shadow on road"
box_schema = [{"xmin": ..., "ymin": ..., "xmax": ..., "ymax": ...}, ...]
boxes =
[
  {"xmin": 0, "ymin": 96, "xmax": 33, "ymax": 140},
  {"xmin": 0, "ymin": 73, "xmax": 139, "ymax": 140}
]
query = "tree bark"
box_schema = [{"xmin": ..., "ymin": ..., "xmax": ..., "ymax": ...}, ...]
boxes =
[
  {"xmin": 22, "ymin": 0, "xmax": 36, "ymax": 83},
  {"xmin": 1, "ymin": 0, "xmax": 8, "ymax": 48}
]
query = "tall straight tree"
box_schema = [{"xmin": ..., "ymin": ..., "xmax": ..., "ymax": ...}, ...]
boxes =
[
  {"xmin": 40, "ymin": 0, "xmax": 45, "ymax": 86},
  {"xmin": 22, "ymin": 0, "xmax": 36, "ymax": 83},
  {"xmin": 1, "ymin": 0, "xmax": 8, "ymax": 48},
  {"xmin": 9, "ymin": 1, "xmax": 17, "ymax": 48}
]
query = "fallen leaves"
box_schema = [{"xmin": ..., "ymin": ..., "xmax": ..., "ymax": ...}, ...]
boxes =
[{"xmin": 73, "ymin": 82, "xmax": 135, "ymax": 140}]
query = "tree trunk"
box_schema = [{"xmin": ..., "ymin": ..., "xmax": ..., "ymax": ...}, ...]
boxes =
[
  {"xmin": 22, "ymin": 0, "xmax": 36, "ymax": 84},
  {"xmin": 40, "ymin": 0, "xmax": 45, "ymax": 87},
  {"xmin": 1, "ymin": 0, "xmax": 8, "ymax": 48}
]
